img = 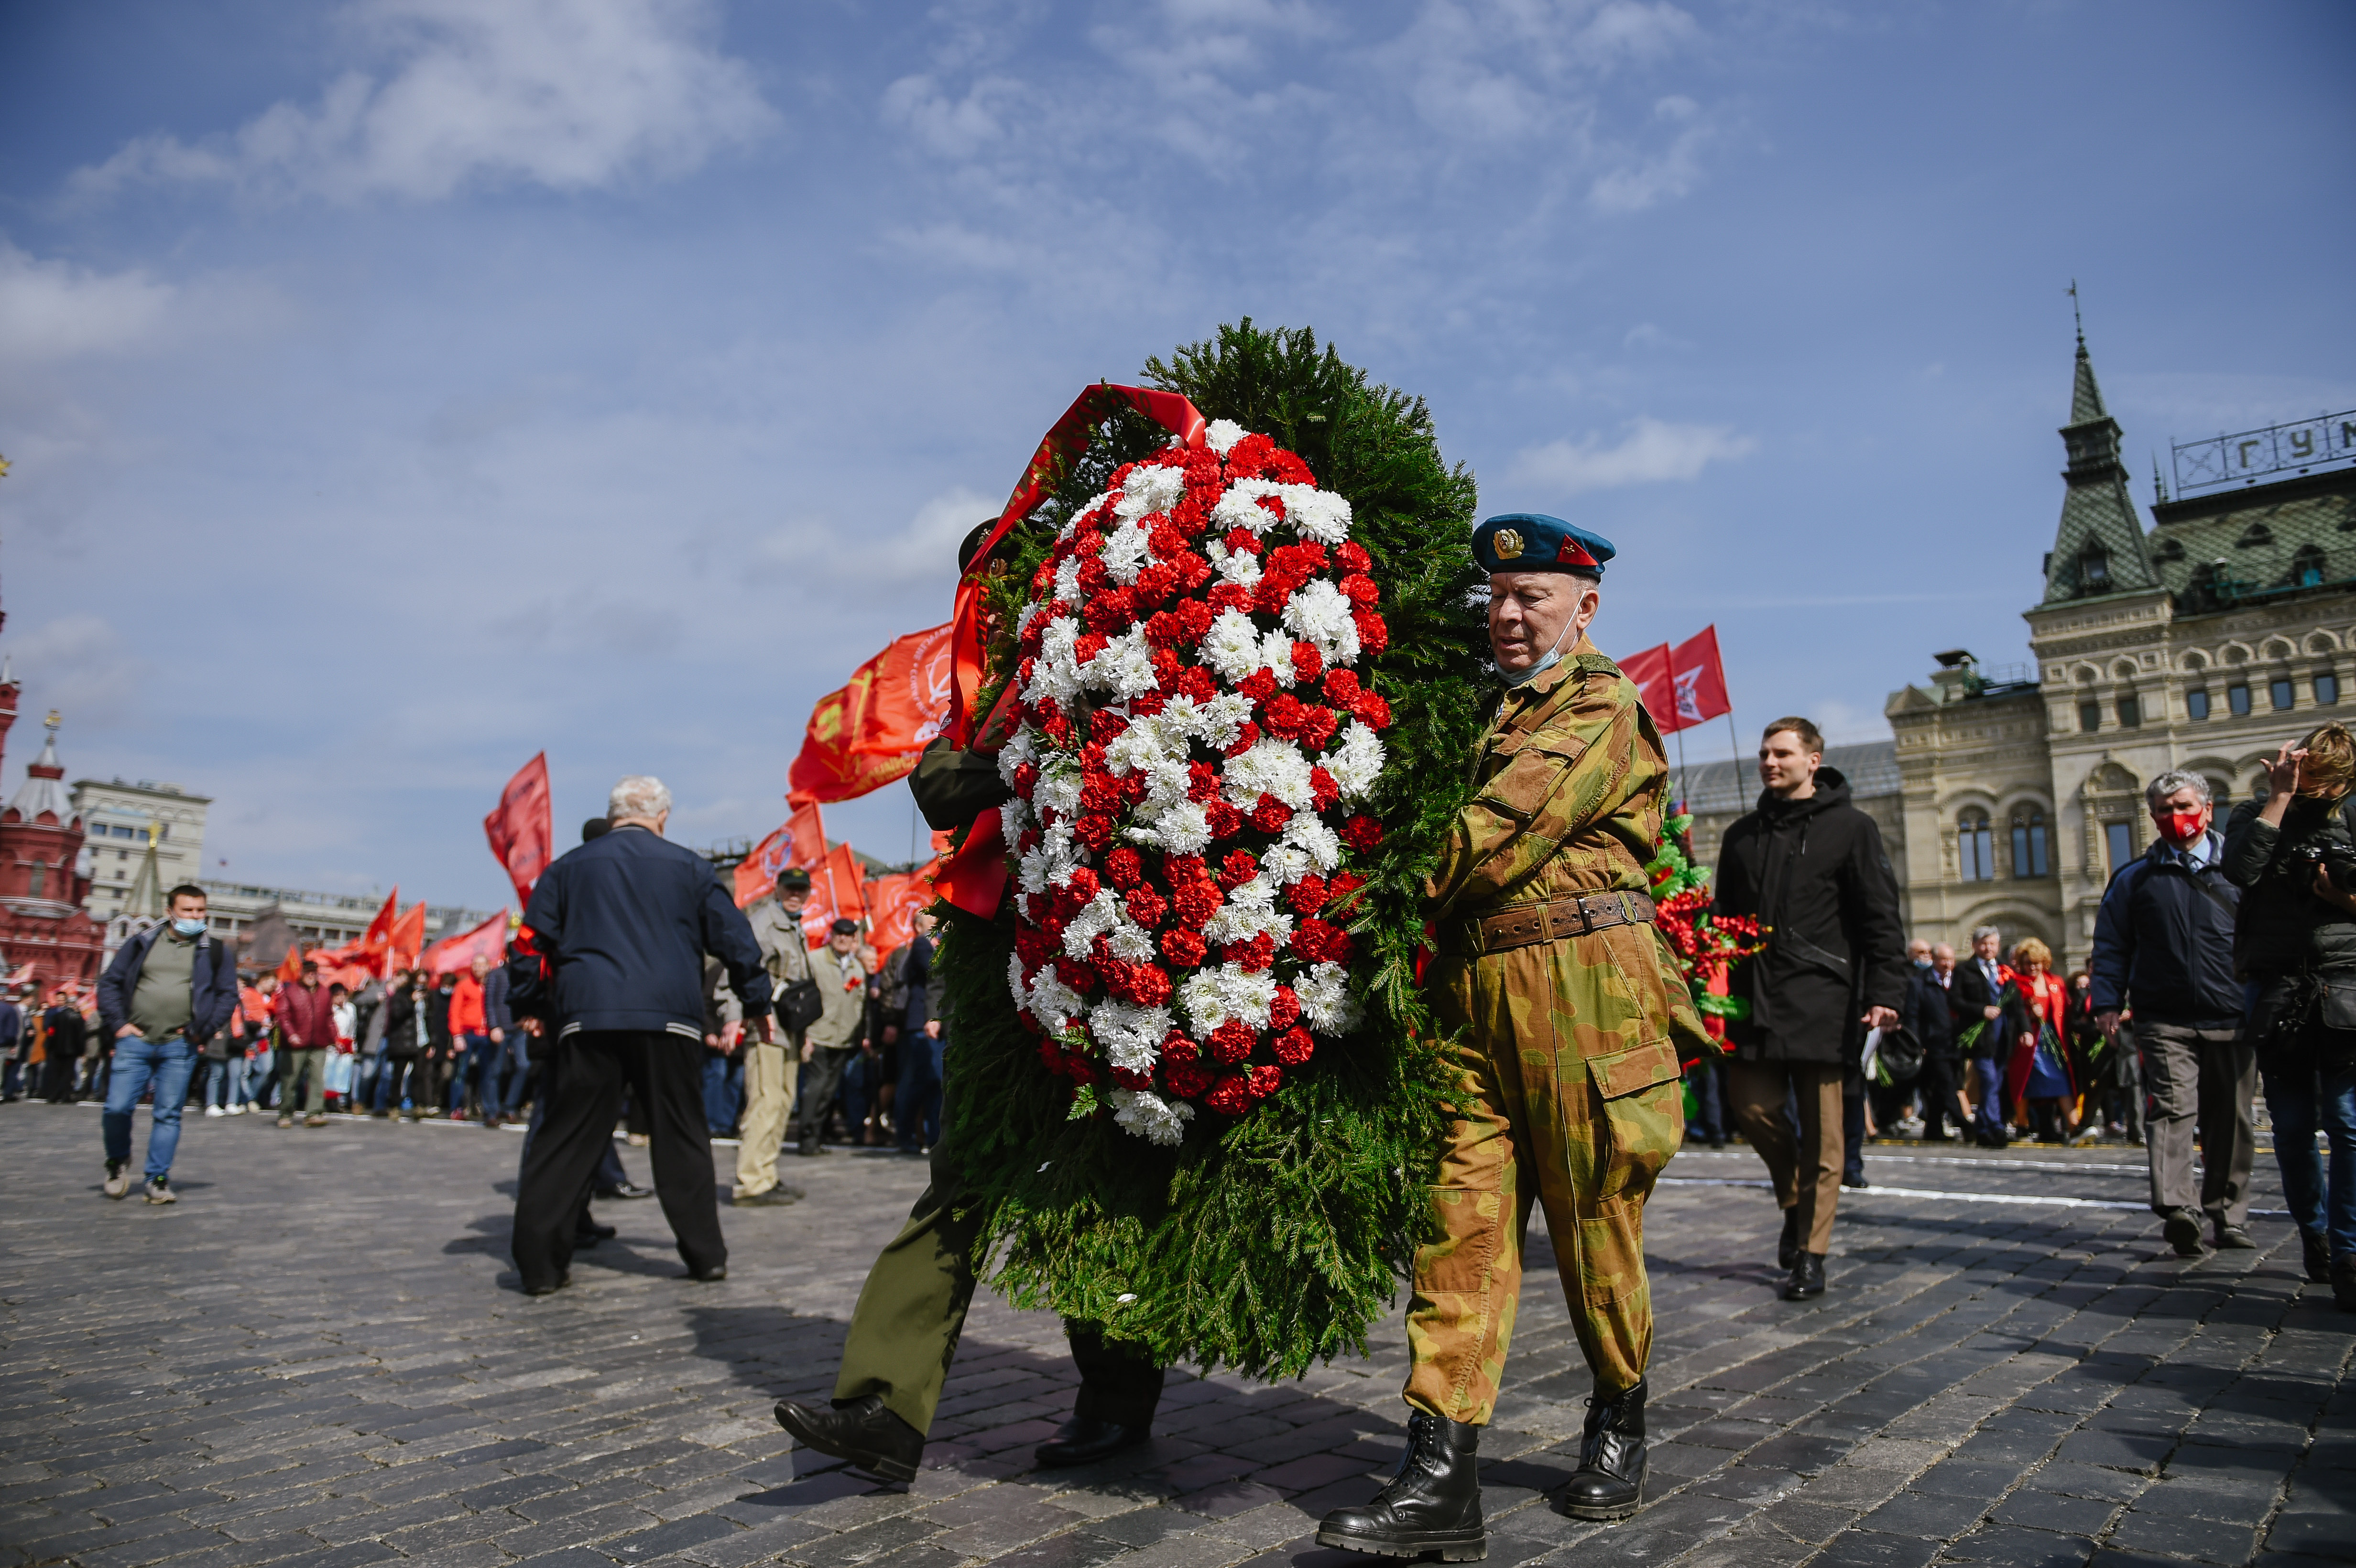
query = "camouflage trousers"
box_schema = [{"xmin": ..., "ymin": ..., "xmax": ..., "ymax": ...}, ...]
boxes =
[{"xmin": 1404, "ymin": 926, "xmax": 1686, "ymax": 1423}]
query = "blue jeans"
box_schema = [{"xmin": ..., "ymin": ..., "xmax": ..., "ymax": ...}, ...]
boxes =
[
  {"xmin": 104, "ymin": 1033, "xmax": 196, "ymax": 1179},
  {"xmin": 702, "ymin": 1052, "xmax": 743, "ymax": 1135},
  {"xmin": 895, "ymin": 1033, "xmax": 944, "ymax": 1151},
  {"xmin": 462, "ymin": 1033, "xmax": 507, "ymax": 1117},
  {"xmin": 2265, "ymin": 1062, "xmax": 2356, "ymax": 1258}
]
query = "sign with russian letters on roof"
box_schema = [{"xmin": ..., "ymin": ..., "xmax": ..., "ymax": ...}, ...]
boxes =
[{"xmin": 2173, "ymin": 411, "xmax": 2356, "ymax": 495}]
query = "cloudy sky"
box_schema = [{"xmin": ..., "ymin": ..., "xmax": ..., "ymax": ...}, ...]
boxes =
[{"xmin": 1, "ymin": 0, "xmax": 2349, "ymax": 912}]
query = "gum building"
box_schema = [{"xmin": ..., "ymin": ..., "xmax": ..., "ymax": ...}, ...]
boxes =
[{"xmin": 1887, "ymin": 330, "xmax": 2356, "ymax": 967}]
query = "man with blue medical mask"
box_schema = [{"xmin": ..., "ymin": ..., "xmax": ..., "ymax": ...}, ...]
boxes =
[{"xmin": 95, "ymin": 884, "xmax": 239, "ymax": 1203}]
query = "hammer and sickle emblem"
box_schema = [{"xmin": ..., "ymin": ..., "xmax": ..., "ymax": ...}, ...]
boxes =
[{"xmin": 1493, "ymin": 528, "xmax": 1525, "ymax": 560}]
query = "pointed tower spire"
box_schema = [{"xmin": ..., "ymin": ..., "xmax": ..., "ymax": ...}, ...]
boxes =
[{"xmin": 2040, "ymin": 312, "xmax": 2160, "ymax": 606}]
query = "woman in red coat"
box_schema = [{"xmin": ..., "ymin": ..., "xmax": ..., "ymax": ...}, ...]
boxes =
[{"xmin": 2005, "ymin": 938, "xmax": 2077, "ymax": 1143}]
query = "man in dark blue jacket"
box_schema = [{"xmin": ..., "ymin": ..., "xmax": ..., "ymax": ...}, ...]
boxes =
[
  {"xmin": 511, "ymin": 775, "xmax": 775, "ymax": 1295},
  {"xmin": 95, "ymin": 884, "xmax": 239, "ymax": 1203},
  {"xmin": 2089, "ymin": 770, "xmax": 2249, "ymax": 1257}
]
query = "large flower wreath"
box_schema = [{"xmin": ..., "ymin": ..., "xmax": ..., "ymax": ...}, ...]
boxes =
[
  {"xmin": 998, "ymin": 420, "xmax": 1397, "ymax": 1145},
  {"xmin": 932, "ymin": 321, "xmax": 1488, "ymax": 1379}
]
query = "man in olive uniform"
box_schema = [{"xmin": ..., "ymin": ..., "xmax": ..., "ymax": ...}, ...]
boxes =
[
  {"xmin": 774, "ymin": 524, "xmax": 1167, "ymax": 1480},
  {"xmin": 795, "ymin": 918, "xmax": 868, "ymax": 1154},
  {"xmin": 1321, "ymin": 513, "xmax": 1708, "ymax": 1561},
  {"xmin": 733, "ymin": 867, "xmax": 810, "ymax": 1206}
]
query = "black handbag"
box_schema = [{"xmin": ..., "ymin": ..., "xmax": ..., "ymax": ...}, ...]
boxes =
[
  {"xmin": 1871, "ymin": 1025, "xmax": 1926, "ymax": 1087},
  {"xmin": 776, "ymin": 977, "xmax": 825, "ymax": 1035}
]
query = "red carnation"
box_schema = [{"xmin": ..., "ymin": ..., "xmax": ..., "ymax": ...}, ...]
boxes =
[
  {"xmin": 1291, "ymin": 919, "xmax": 1353, "ymax": 965},
  {"xmin": 1352, "ymin": 690, "xmax": 1394, "ymax": 730},
  {"xmin": 1327, "ymin": 870, "xmax": 1367, "ymax": 910},
  {"xmin": 1077, "ymin": 556, "xmax": 1110, "ymax": 594},
  {"xmin": 1039, "ymin": 711, "xmax": 1073, "ymax": 746},
  {"xmin": 1217, "ymin": 850, "xmax": 1259, "ymax": 890},
  {"xmin": 1341, "ymin": 815, "xmax": 1384, "ymax": 851},
  {"xmin": 1336, "ymin": 541, "xmax": 1372, "ymax": 575},
  {"xmin": 1013, "ymin": 761, "xmax": 1040, "ymax": 800},
  {"xmin": 1204, "ymin": 1075, "xmax": 1254, "ymax": 1116},
  {"xmin": 1111, "ymin": 1067, "xmax": 1152, "ymax": 1092},
  {"xmin": 1083, "ymin": 588, "xmax": 1135, "ymax": 634},
  {"xmin": 1123, "ymin": 886, "xmax": 1167, "ymax": 928},
  {"xmin": 1308, "ymin": 767, "xmax": 1339, "ymax": 811},
  {"xmin": 1174, "ymin": 551, "xmax": 1213, "ymax": 593},
  {"xmin": 1160, "ymin": 1028, "xmax": 1200, "ymax": 1064},
  {"xmin": 1073, "ymin": 814, "xmax": 1114, "ymax": 852},
  {"xmin": 1271, "ymin": 1028, "xmax": 1315, "ymax": 1067},
  {"xmin": 1353, "ymin": 609, "xmax": 1389, "ymax": 655},
  {"xmin": 1144, "ymin": 608, "xmax": 1191, "ymax": 650},
  {"xmin": 1225, "ymin": 433, "xmax": 1277, "ymax": 474},
  {"xmin": 1187, "ymin": 761, "xmax": 1221, "ymax": 803},
  {"xmin": 1204, "ymin": 799, "xmax": 1244, "ymax": 840},
  {"xmin": 1208, "ymin": 582, "xmax": 1252, "ymax": 615},
  {"xmin": 1208, "ymin": 1019, "xmax": 1256, "ymax": 1064},
  {"xmin": 1339, "ymin": 573, "xmax": 1377, "ymax": 607},
  {"xmin": 1246, "ymin": 1064, "xmax": 1284, "ymax": 1100},
  {"xmin": 1298, "ymin": 706, "xmax": 1339, "ymax": 749},
  {"xmin": 1159, "ymin": 927, "xmax": 1208, "ymax": 967},
  {"xmin": 1074, "ymin": 630, "xmax": 1109, "ymax": 666},
  {"xmin": 1170, "ymin": 663, "xmax": 1217, "ymax": 703},
  {"xmin": 1262, "ymin": 691, "xmax": 1308, "ymax": 739},
  {"xmin": 1290, "ymin": 641, "xmax": 1324, "ymax": 683},
  {"xmin": 1287, "ymin": 875, "xmax": 1330, "ymax": 915},
  {"xmin": 1221, "ymin": 527, "xmax": 1261, "ymax": 557},
  {"xmin": 1090, "ymin": 709, "xmax": 1129, "ymax": 745},
  {"xmin": 1132, "ymin": 691, "xmax": 1167, "ymax": 719},
  {"xmin": 1165, "ymin": 1061, "xmax": 1214, "ymax": 1100},
  {"xmin": 1150, "ymin": 647, "xmax": 1183, "ymax": 688},
  {"xmin": 1268, "ymin": 985, "xmax": 1302, "ymax": 1030},
  {"xmin": 1322, "ymin": 667, "xmax": 1361, "ymax": 706},
  {"xmin": 1126, "ymin": 965, "xmax": 1173, "ymax": 1007},
  {"xmin": 1104, "ymin": 847, "xmax": 1144, "ymax": 889},
  {"xmin": 1222, "ymin": 723, "xmax": 1261, "ymax": 758},
  {"xmin": 1170, "ymin": 882, "xmax": 1220, "ymax": 930},
  {"xmin": 1249, "ymin": 793, "xmax": 1292, "ymax": 834},
  {"xmin": 1223, "ymin": 933, "xmax": 1277, "ymax": 971},
  {"xmin": 1149, "ymin": 522, "xmax": 1188, "ymax": 560},
  {"xmin": 1238, "ymin": 669, "xmax": 1278, "ymax": 704},
  {"xmin": 1271, "ymin": 450, "xmax": 1316, "ymax": 485},
  {"xmin": 1014, "ymin": 928, "xmax": 1055, "ymax": 968},
  {"xmin": 1066, "ymin": 866, "xmax": 1101, "ymax": 903}
]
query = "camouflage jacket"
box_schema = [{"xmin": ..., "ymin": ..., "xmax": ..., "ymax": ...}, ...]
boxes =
[{"xmin": 1428, "ymin": 640, "xmax": 1664, "ymax": 921}]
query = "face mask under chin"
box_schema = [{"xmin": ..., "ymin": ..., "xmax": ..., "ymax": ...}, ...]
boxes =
[{"xmin": 1505, "ymin": 612, "xmax": 1580, "ymax": 688}]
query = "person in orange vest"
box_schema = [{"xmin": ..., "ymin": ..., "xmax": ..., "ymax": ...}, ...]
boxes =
[{"xmin": 449, "ymin": 958, "xmax": 491, "ymax": 1122}]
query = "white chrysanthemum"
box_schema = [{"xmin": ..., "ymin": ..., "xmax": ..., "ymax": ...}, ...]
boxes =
[
  {"xmin": 1101, "ymin": 519, "xmax": 1153, "ymax": 585},
  {"xmin": 1062, "ymin": 888, "xmax": 1123, "ymax": 961},
  {"xmin": 1029, "ymin": 615, "xmax": 1086, "ymax": 704},
  {"xmin": 1326, "ymin": 721, "xmax": 1385, "ymax": 800},
  {"xmin": 1294, "ymin": 963, "xmax": 1361, "ymax": 1034},
  {"xmin": 1167, "ymin": 691, "xmax": 1254, "ymax": 751},
  {"xmin": 1026, "ymin": 963, "xmax": 1087, "ymax": 1034},
  {"xmin": 998, "ymin": 794, "xmax": 1031, "ymax": 842},
  {"xmin": 1200, "ymin": 608, "xmax": 1263, "ymax": 684},
  {"xmin": 1129, "ymin": 799, "xmax": 1211, "ymax": 855},
  {"xmin": 1279, "ymin": 485, "xmax": 1353, "ymax": 545},
  {"xmin": 1223, "ymin": 738, "xmax": 1316, "ymax": 810},
  {"xmin": 1282, "ymin": 812, "xmax": 1342, "ymax": 873},
  {"xmin": 1260, "ymin": 841, "xmax": 1316, "ymax": 885},
  {"xmin": 1017, "ymin": 832, "xmax": 1077, "ymax": 897},
  {"xmin": 1083, "ymin": 626, "xmax": 1158, "ymax": 699},
  {"xmin": 1107, "ymin": 712, "xmax": 1186, "ymax": 778},
  {"xmin": 1089, "ymin": 1002, "xmax": 1172, "ymax": 1074},
  {"xmin": 1203, "ymin": 895, "xmax": 1293, "ymax": 949},
  {"xmin": 1282, "ymin": 577, "xmax": 1361, "ymax": 666},
  {"xmin": 1144, "ymin": 755, "xmax": 1194, "ymax": 806},
  {"xmin": 1207, "ymin": 537, "xmax": 1263, "ymax": 588},
  {"xmin": 1109, "ymin": 1087, "xmax": 1193, "ymax": 1146},
  {"xmin": 1204, "ymin": 419, "xmax": 1248, "ymax": 456},
  {"xmin": 1033, "ymin": 760, "xmax": 1083, "ymax": 824},
  {"xmin": 1178, "ymin": 962, "xmax": 1280, "ymax": 1034},
  {"xmin": 1006, "ymin": 950, "xmax": 1028, "ymax": 1011},
  {"xmin": 1259, "ymin": 628, "xmax": 1298, "ymax": 687},
  {"xmin": 1211, "ymin": 478, "xmax": 1283, "ymax": 536},
  {"xmin": 1053, "ymin": 554, "xmax": 1085, "ymax": 604},
  {"xmin": 1115, "ymin": 463, "xmax": 1187, "ymax": 522},
  {"xmin": 996, "ymin": 724, "xmax": 1038, "ymax": 787}
]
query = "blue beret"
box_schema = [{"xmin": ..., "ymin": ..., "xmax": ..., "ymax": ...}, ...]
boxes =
[{"xmin": 1472, "ymin": 513, "xmax": 1614, "ymax": 577}]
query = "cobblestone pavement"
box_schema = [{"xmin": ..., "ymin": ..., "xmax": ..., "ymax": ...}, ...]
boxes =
[{"xmin": 2, "ymin": 1100, "xmax": 2349, "ymax": 1568}]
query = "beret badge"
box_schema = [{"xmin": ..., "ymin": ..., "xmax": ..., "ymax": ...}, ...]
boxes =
[{"xmin": 1492, "ymin": 528, "xmax": 1525, "ymax": 561}]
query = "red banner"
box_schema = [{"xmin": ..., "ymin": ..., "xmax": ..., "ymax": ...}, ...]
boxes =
[
  {"xmin": 389, "ymin": 903, "xmax": 428, "ymax": 969},
  {"xmin": 424, "ymin": 910, "xmax": 510, "ymax": 976},
  {"xmin": 485, "ymin": 752, "xmax": 554, "ymax": 905},
  {"xmin": 788, "ymin": 626, "xmax": 957, "ymax": 806},
  {"xmin": 800, "ymin": 843, "xmax": 870, "ymax": 949},
  {"xmin": 864, "ymin": 858, "xmax": 939, "ymax": 959},
  {"xmin": 1669, "ymin": 625, "xmax": 1732, "ymax": 732},
  {"xmin": 949, "ymin": 383, "xmax": 1207, "ymax": 746},
  {"xmin": 1616, "ymin": 642, "xmax": 1675, "ymax": 728},
  {"xmin": 734, "ymin": 803, "xmax": 828, "ymax": 908},
  {"xmin": 360, "ymin": 888, "xmax": 398, "ymax": 957}
]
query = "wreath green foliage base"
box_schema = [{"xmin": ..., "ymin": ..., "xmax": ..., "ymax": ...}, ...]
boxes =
[{"xmin": 934, "ymin": 321, "xmax": 1496, "ymax": 1381}]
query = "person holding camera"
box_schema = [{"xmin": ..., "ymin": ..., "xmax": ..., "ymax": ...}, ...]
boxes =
[
  {"xmin": 2091, "ymin": 769, "xmax": 2249, "ymax": 1258},
  {"xmin": 2224, "ymin": 726, "xmax": 2356, "ymax": 1307}
]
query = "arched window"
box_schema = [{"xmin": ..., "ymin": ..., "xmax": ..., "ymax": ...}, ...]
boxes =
[
  {"xmin": 1959, "ymin": 812, "xmax": 1995, "ymax": 882},
  {"xmin": 2292, "ymin": 544, "xmax": 2327, "ymax": 588},
  {"xmin": 2011, "ymin": 808, "xmax": 2050, "ymax": 878},
  {"xmin": 2080, "ymin": 543, "xmax": 2111, "ymax": 594}
]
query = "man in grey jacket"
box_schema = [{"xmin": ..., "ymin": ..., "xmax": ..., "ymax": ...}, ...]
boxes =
[
  {"xmin": 736, "ymin": 868, "xmax": 812, "ymax": 1204},
  {"xmin": 795, "ymin": 918, "xmax": 867, "ymax": 1156}
]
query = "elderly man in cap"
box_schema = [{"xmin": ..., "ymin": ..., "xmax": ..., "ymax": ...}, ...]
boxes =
[
  {"xmin": 734, "ymin": 866, "xmax": 812, "ymax": 1206},
  {"xmin": 795, "ymin": 916, "xmax": 869, "ymax": 1155},
  {"xmin": 1320, "ymin": 514, "xmax": 1708, "ymax": 1561}
]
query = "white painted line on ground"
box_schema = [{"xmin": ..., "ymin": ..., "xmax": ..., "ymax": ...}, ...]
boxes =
[{"xmin": 1658, "ymin": 1175, "xmax": 2291, "ymax": 1218}]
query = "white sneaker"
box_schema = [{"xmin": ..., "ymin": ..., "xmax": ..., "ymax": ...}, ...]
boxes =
[
  {"xmin": 228, "ymin": 1103, "xmax": 247, "ymax": 1115},
  {"xmin": 204, "ymin": 1105, "xmax": 226, "ymax": 1118},
  {"xmin": 102, "ymin": 1166, "xmax": 132, "ymax": 1199}
]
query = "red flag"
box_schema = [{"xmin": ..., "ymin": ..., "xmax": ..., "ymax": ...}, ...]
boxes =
[
  {"xmin": 800, "ymin": 843, "xmax": 870, "ymax": 949},
  {"xmin": 787, "ymin": 627, "xmax": 956, "ymax": 806},
  {"xmin": 733, "ymin": 804, "xmax": 829, "ymax": 908},
  {"xmin": 359, "ymin": 888, "xmax": 398, "ymax": 954},
  {"xmin": 863, "ymin": 859, "xmax": 940, "ymax": 959},
  {"xmin": 389, "ymin": 903, "xmax": 428, "ymax": 969},
  {"xmin": 423, "ymin": 910, "xmax": 511, "ymax": 976},
  {"xmin": 1669, "ymin": 626, "xmax": 1733, "ymax": 731},
  {"xmin": 484, "ymin": 753, "xmax": 554, "ymax": 906},
  {"xmin": 1616, "ymin": 642, "xmax": 1677, "ymax": 730},
  {"xmin": 275, "ymin": 943, "xmax": 305, "ymax": 983}
]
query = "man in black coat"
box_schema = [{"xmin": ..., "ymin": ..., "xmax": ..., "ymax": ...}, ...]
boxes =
[
  {"xmin": 1900, "ymin": 942, "xmax": 1966, "ymax": 1142},
  {"xmin": 1950, "ymin": 925, "xmax": 2012, "ymax": 1146},
  {"xmin": 509, "ymin": 774, "xmax": 774, "ymax": 1296},
  {"xmin": 1711, "ymin": 717, "xmax": 1909, "ymax": 1300}
]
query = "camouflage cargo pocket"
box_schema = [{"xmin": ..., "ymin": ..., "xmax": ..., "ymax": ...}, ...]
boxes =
[
  {"xmin": 1472, "ymin": 737, "xmax": 1585, "ymax": 823},
  {"xmin": 1585, "ymin": 1036, "xmax": 1683, "ymax": 1201}
]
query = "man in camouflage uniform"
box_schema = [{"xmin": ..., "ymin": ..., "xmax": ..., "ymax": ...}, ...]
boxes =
[{"xmin": 1322, "ymin": 513, "xmax": 1708, "ymax": 1561}]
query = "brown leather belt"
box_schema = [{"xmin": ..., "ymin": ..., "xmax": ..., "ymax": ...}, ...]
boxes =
[{"xmin": 1443, "ymin": 890, "xmax": 1658, "ymax": 957}]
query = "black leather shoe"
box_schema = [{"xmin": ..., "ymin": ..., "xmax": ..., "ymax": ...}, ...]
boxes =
[
  {"xmin": 2303, "ymin": 1230, "xmax": 2332, "ymax": 1284},
  {"xmin": 1035, "ymin": 1415, "xmax": 1149, "ymax": 1468},
  {"xmin": 575, "ymin": 1216, "xmax": 617, "ymax": 1244},
  {"xmin": 522, "ymin": 1272, "xmax": 570, "ymax": 1297},
  {"xmin": 683, "ymin": 1263, "xmax": 727, "ymax": 1283},
  {"xmin": 1784, "ymin": 1252, "xmax": 1826, "ymax": 1300},
  {"xmin": 597, "ymin": 1182, "xmax": 656, "ymax": 1200},
  {"xmin": 2214, "ymin": 1224, "xmax": 2257, "ymax": 1251},
  {"xmin": 1777, "ymin": 1208, "xmax": 1801, "ymax": 1271},
  {"xmin": 1316, "ymin": 1411, "xmax": 1485, "ymax": 1561},
  {"xmin": 775, "ymin": 1394, "xmax": 923, "ymax": 1482},
  {"xmin": 2162, "ymin": 1208, "xmax": 2206, "ymax": 1258},
  {"xmin": 1561, "ymin": 1379, "xmax": 1647, "ymax": 1521}
]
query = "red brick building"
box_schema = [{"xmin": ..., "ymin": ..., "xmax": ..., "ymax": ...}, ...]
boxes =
[{"xmin": 0, "ymin": 686, "xmax": 106, "ymax": 997}]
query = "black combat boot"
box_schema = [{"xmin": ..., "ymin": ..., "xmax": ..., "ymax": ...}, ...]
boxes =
[
  {"xmin": 1777, "ymin": 1208, "xmax": 1801, "ymax": 1271},
  {"xmin": 774, "ymin": 1394, "xmax": 924, "ymax": 1482},
  {"xmin": 1317, "ymin": 1411, "xmax": 1485, "ymax": 1561},
  {"xmin": 1561, "ymin": 1379, "xmax": 1647, "ymax": 1521},
  {"xmin": 1784, "ymin": 1252, "xmax": 1826, "ymax": 1300}
]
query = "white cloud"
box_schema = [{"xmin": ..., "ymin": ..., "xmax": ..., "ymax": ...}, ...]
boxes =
[
  {"xmin": 748, "ymin": 485, "xmax": 996, "ymax": 594},
  {"xmin": 0, "ymin": 242, "xmax": 176, "ymax": 365},
  {"xmin": 1589, "ymin": 94, "xmax": 1709, "ymax": 211},
  {"xmin": 1512, "ymin": 416, "xmax": 1756, "ymax": 493},
  {"xmin": 69, "ymin": 0, "xmax": 776, "ymax": 204}
]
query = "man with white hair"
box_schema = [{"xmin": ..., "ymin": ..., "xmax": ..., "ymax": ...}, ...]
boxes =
[{"xmin": 510, "ymin": 775, "xmax": 776, "ymax": 1295}]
